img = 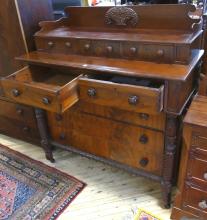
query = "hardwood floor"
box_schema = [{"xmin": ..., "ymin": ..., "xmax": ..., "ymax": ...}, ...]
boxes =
[{"xmin": 0, "ymin": 134, "xmax": 172, "ymax": 220}]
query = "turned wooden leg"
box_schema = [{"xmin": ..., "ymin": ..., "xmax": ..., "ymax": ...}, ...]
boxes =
[
  {"xmin": 35, "ymin": 108, "xmax": 55, "ymax": 163},
  {"xmin": 162, "ymin": 114, "xmax": 178, "ymax": 208}
]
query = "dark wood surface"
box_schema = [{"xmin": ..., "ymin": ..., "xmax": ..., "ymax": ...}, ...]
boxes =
[
  {"xmin": 171, "ymin": 95, "xmax": 207, "ymax": 220},
  {"xmin": 1, "ymin": 5, "xmax": 204, "ymax": 208}
]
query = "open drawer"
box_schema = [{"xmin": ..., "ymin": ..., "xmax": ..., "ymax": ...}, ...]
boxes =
[
  {"xmin": 79, "ymin": 74, "xmax": 164, "ymax": 114},
  {"xmin": 1, "ymin": 66, "xmax": 81, "ymax": 113}
]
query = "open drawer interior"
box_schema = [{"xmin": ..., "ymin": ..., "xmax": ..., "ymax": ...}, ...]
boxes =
[
  {"xmin": 79, "ymin": 74, "xmax": 164, "ymax": 114},
  {"xmin": 1, "ymin": 66, "xmax": 81, "ymax": 113}
]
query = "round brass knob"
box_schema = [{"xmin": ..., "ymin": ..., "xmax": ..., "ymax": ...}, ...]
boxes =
[
  {"xmin": 198, "ymin": 200, "xmax": 207, "ymax": 209},
  {"xmin": 139, "ymin": 113, "xmax": 149, "ymax": 120},
  {"xmin": 139, "ymin": 158, "xmax": 149, "ymax": 167},
  {"xmin": 157, "ymin": 49, "xmax": 164, "ymax": 57},
  {"xmin": 203, "ymin": 172, "xmax": 207, "ymax": 180},
  {"xmin": 130, "ymin": 47, "xmax": 137, "ymax": 54},
  {"xmin": 106, "ymin": 46, "xmax": 113, "ymax": 53},
  {"xmin": 65, "ymin": 42, "xmax": 71, "ymax": 48},
  {"xmin": 128, "ymin": 95, "xmax": 139, "ymax": 105},
  {"xmin": 12, "ymin": 89, "xmax": 20, "ymax": 97},
  {"xmin": 87, "ymin": 88, "xmax": 96, "ymax": 97},
  {"xmin": 48, "ymin": 41, "xmax": 54, "ymax": 47},
  {"xmin": 84, "ymin": 44, "xmax": 90, "ymax": 51},
  {"xmin": 42, "ymin": 97, "xmax": 50, "ymax": 105},
  {"xmin": 139, "ymin": 134, "xmax": 148, "ymax": 144}
]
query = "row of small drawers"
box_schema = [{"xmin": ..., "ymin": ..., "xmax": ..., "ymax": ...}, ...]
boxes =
[{"xmin": 35, "ymin": 37, "xmax": 188, "ymax": 63}]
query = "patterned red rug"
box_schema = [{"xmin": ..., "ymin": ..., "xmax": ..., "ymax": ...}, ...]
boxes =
[{"xmin": 0, "ymin": 144, "xmax": 86, "ymax": 220}]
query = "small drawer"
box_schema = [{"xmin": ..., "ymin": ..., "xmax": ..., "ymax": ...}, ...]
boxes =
[
  {"xmin": 1, "ymin": 66, "xmax": 81, "ymax": 113},
  {"xmin": 187, "ymin": 154, "xmax": 207, "ymax": 184},
  {"xmin": 79, "ymin": 75, "xmax": 164, "ymax": 114},
  {"xmin": 183, "ymin": 183, "xmax": 207, "ymax": 217},
  {"xmin": 192, "ymin": 135, "xmax": 207, "ymax": 151}
]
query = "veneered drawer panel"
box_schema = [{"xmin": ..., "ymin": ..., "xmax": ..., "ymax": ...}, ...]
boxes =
[
  {"xmin": 1, "ymin": 66, "xmax": 81, "ymax": 113},
  {"xmin": 79, "ymin": 75, "xmax": 164, "ymax": 114},
  {"xmin": 48, "ymin": 108, "xmax": 164, "ymax": 176},
  {"xmin": 192, "ymin": 134, "xmax": 207, "ymax": 151},
  {"xmin": 183, "ymin": 184, "xmax": 207, "ymax": 218}
]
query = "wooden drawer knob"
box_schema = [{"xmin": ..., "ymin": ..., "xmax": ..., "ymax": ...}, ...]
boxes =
[
  {"xmin": 55, "ymin": 114, "xmax": 63, "ymax": 121},
  {"xmin": 130, "ymin": 47, "xmax": 137, "ymax": 54},
  {"xmin": 106, "ymin": 46, "xmax": 113, "ymax": 53},
  {"xmin": 139, "ymin": 113, "xmax": 149, "ymax": 120},
  {"xmin": 12, "ymin": 89, "xmax": 20, "ymax": 97},
  {"xmin": 65, "ymin": 42, "xmax": 71, "ymax": 48},
  {"xmin": 198, "ymin": 200, "xmax": 207, "ymax": 209},
  {"xmin": 84, "ymin": 44, "xmax": 90, "ymax": 51},
  {"xmin": 48, "ymin": 41, "xmax": 54, "ymax": 47},
  {"xmin": 139, "ymin": 134, "xmax": 148, "ymax": 144},
  {"xmin": 157, "ymin": 49, "xmax": 164, "ymax": 57},
  {"xmin": 139, "ymin": 158, "xmax": 149, "ymax": 167},
  {"xmin": 87, "ymin": 88, "xmax": 96, "ymax": 97},
  {"xmin": 203, "ymin": 172, "xmax": 207, "ymax": 180},
  {"xmin": 59, "ymin": 133, "xmax": 65, "ymax": 140},
  {"xmin": 16, "ymin": 108, "xmax": 24, "ymax": 115},
  {"xmin": 42, "ymin": 97, "xmax": 50, "ymax": 105},
  {"xmin": 23, "ymin": 126, "xmax": 30, "ymax": 132},
  {"xmin": 128, "ymin": 95, "xmax": 139, "ymax": 105}
]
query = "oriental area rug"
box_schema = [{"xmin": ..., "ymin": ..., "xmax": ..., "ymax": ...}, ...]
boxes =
[{"xmin": 0, "ymin": 145, "xmax": 86, "ymax": 220}]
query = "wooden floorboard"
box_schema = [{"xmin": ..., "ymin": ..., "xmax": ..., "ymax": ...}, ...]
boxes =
[{"xmin": 0, "ymin": 134, "xmax": 172, "ymax": 220}]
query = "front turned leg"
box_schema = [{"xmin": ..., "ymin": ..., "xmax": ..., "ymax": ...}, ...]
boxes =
[
  {"xmin": 161, "ymin": 114, "xmax": 178, "ymax": 208},
  {"xmin": 35, "ymin": 108, "xmax": 55, "ymax": 163}
]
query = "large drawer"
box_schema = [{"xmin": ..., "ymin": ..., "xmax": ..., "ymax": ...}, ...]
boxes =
[
  {"xmin": 79, "ymin": 75, "xmax": 164, "ymax": 114},
  {"xmin": 1, "ymin": 66, "xmax": 81, "ymax": 113}
]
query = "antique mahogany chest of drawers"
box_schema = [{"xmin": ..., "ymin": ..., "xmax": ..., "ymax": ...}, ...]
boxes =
[
  {"xmin": 0, "ymin": 5, "xmax": 204, "ymax": 207},
  {"xmin": 171, "ymin": 95, "xmax": 207, "ymax": 219}
]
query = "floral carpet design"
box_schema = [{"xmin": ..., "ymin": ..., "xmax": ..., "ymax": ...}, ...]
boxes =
[{"xmin": 0, "ymin": 145, "xmax": 86, "ymax": 220}]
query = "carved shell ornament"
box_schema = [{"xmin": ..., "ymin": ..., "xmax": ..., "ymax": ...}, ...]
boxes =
[{"xmin": 105, "ymin": 7, "xmax": 138, "ymax": 27}]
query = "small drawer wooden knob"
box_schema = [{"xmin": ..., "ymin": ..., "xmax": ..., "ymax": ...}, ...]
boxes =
[
  {"xmin": 139, "ymin": 158, "xmax": 149, "ymax": 167},
  {"xmin": 48, "ymin": 41, "xmax": 54, "ymax": 47},
  {"xmin": 139, "ymin": 113, "xmax": 149, "ymax": 120},
  {"xmin": 130, "ymin": 47, "xmax": 137, "ymax": 54},
  {"xmin": 65, "ymin": 42, "xmax": 71, "ymax": 48},
  {"xmin": 87, "ymin": 88, "xmax": 96, "ymax": 97},
  {"xmin": 59, "ymin": 133, "xmax": 65, "ymax": 140},
  {"xmin": 128, "ymin": 95, "xmax": 139, "ymax": 105},
  {"xmin": 12, "ymin": 89, "xmax": 20, "ymax": 97},
  {"xmin": 198, "ymin": 200, "xmax": 207, "ymax": 209},
  {"xmin": 23, "ymin": 126, "xmax": 30, "ymax": 132},
  {"xmin": 16, "ymin": 108, "xmax": 23, "ymax": 115},
  {"xmin": 157, "ymin": 49, "xmax": 164, "ymax": 57},
  {"xmin": 106, "ymin": 46, "xmax": 113, "ymax": 53},
  {"xmin": 42, "ymin": 97, "xmax": 50, "ymax": 105},
  {"xmin": 139, "ymin": 134, "xmax": 148, "ymax": 144},
  {"xmin": 84, "ymin": 44, "xmax": 90, "ymax": 51},
  {"xmin": 55, "ymin": 114, "xmax": 63, "ymax": 121},
  {"xmin": 203, "ymin": 172, "xmax": 207, "ymax": 180}
]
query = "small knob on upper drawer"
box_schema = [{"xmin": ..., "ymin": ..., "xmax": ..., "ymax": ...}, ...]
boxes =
[
  {"xmin": 16, "ymin": 108, "xmax": 24, "ymax": 115},
  {"xmin": 23, "ymin": 126, "xmax": 30, "ymax": 132},
  {"xmin": 128, "ymin": 95, "xmax": 139, "ymax": 105},
  {"xmin": 65, "ymin": 42, "xmax": 71, "ymax": 48},
  {"xmin": 139, "ymin": 113, "xmax": 149, "ymax": 120},
  {"xmin": 203, "ymin": 172, "xmax": 207, "ymax": 180},
  {"xmin": 139, "ymin": 134, "xmax": 149, "ymax": 144},
  {"xmin": 42, "ymin": 97, "xmax": 50, "ymax": 105},
  {"xmin": 106, "ymin": 46, "xmax": 113, "ymax": 53},
  {"xmin": 12, "ymin": 89, "xmax": 20, "ymax": 97},
  {"xmin": 48, "ymin": 41, "xmax": 54, "ymax": 47},
  {"xmin": 87, "ymin": 88, "xmax": 96, "ymax": 97},
  {"xmin": 139, "ymin": 158, "xmax": 149, "ymax": 167},
  {"xmin": 157, "ymin": 49, "xmax": 164, "ymax": 57},
  {"xmin": 84, "ymin": 44, "xmax": 90, "ymax": 51},
  {"xmin": 130, "ymin": 47, "xmax": 137, "ymax": 54},
  {"xmin": 198, "ymin": 200, "xmax": 207, "ymax": 209}
]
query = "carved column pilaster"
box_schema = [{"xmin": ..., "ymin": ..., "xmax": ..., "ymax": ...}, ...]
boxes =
[
  {"xmin": 161, "ymin": 114, "xmax": 179, "ymax": 208},
  {"xmin": 35, "ymin": 108, "xmax": 55, "ymax": 163}
]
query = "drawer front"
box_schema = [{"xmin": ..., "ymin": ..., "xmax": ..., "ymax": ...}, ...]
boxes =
[
  {"xmin": 192, "ymin": 134, "xmax": 207, "ymax": 151},
  {"xmin": 183, "ymin": 184, "xmax": 207, "ymax": 218},
  {"xmin": 79, "ymin": 78, "xmax": 164, "ymax": 114},
  {"xmin": 48, "ymin": 109, "xmax": 164, "ymax": 176},
  {"xmin": 187, "ymin": 154, "xmax": 207, "ymax": 185},
  {"xmin": 1, "ymin": 67, "xmax": 80, "ymax": 113}
]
